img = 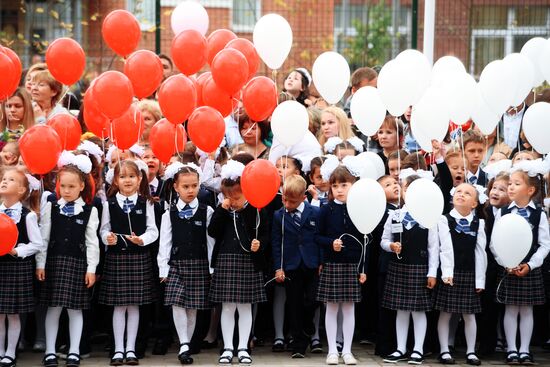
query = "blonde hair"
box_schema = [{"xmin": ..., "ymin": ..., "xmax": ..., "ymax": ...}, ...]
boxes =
[
  {"xmin": 318, "ymin": 106, "xmax": 355, "ymax": 146},
  {"xmin": 25, "ymin": 63, "xmax": 47, "ymax": 82},
  {"xmin": 283, "ymin": 174, "xmax": 307, "ymax": 197},
  {"xmin": 32, "ymin": 70, "xmax": 64, "ymax": 106},
  {"xmin": 138, "ymin": 99, "xmax": 162, "ymax": 122}
]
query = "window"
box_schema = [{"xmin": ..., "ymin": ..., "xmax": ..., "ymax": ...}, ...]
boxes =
[
  {"xmin": 232, "ymin": 0, "xmax": 260, "ymax": 33},
  {"xmin": 128, "ymin": 0, "xmax": 156, "ymax": 31}
]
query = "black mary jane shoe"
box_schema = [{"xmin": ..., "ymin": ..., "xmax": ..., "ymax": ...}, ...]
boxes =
[
  {"xmin": 466, "ymin": 352, "xmax": 481, "ymax": 366},
  {"xmin": 178, "ymin": 343, "xmax": 193, "ymax": 365},
  {"xmin": 43, "ymin": 353, "xmax": 58, "ymax": 367},
  {"xmin": 218, "ymin": 349, "xmax": 233, "ymax": 365},
  {"xmin": 125, "ymin": 351, "xmax": 139, "ymax": 366},
  {"xmin": 438, "ymin": 352, "xmax": 456, "ymax": 365},
  {"xmin": 383, "ymin": 350, "xmax": 408, "ymax": 363},
  {"xmin": 506, "ymin": 351, "xmax": 520, "ymax": 365},
  {"xmin": 519, "ymin": 352, "xmax": 535, "ymax": 366},
  {"xmin": 408, "ymin": 351, "xmax": 424, "ymax": 365},
  {"xmin": 109, "ymin": 352, "xmax": 124, "ymax": 367},
  {"xmin": 237, "ymin": 349, "xmax": 252, "ymax": 365},
  {"xmin": 0, "ymin": 356, "xmax": 16, "ymax": 367},
  {"xmin": 271, "ymin": 338, "xmax": 285, "ymax": 352},
  {"xmin": 66, "ymin": 353, "xmax": 80, "ymax": 367}
]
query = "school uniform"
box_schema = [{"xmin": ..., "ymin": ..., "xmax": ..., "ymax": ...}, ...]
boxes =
[
  {"xmin": 466, "ymin": 168, "xmax": 488, "ymax": 187},
  {"xmin": 315, "ymin": 200, "xmax": 366, "ymax": 304},
  {"xmin": 272, "ymin": 201, "xmax": 320, "ymax": 353},
  {"xmin": 36, "ymin": 198, "xmax": 100, "ymax": 310},
  {"xmin": 0, "ymin": 202, "xmax": 43, "ymax": 314},
  {"xmin": 158, "ymin": 198, "xmax": 215, "ymax": 310},
  {"xmin": 208, "ymin": 203, "xmax": 268, "ymax": 304},
  {"xmin": 99, "ymin": 193, "xmax": 159, "ymax": 306},
  {"xmin": 380, "ymin": 206, "xmax": 439, "ymax": 312},
  {"xmin": 436, "ymin": 210, "xmax": 487, "ymax": 314},
  {"xmin": 492, "ymin": 201, "xmax": 550, "ymax": 306},
  {"xmin": 308, "ymin": 189, "xmax": 329, "ymax": 208}
]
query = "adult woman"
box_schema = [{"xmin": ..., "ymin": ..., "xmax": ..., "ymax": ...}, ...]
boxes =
[
  {"xmin": 138, "ymin": 99, "xmax": 162, "ymax": 143},
  {"xmin": 31, "ymin": 70, "xmax": 67, "ymax": 123},
  {"xmin": 234, "ymin": 110, "xmax": 270, "ymax": 159},
  {"xmin": 318, "ymin": 106, "xmax": 355, "ymax": 148},
  {"xmin": 0, "ymin": 88, "xmax": 35, "ymax": 144}
]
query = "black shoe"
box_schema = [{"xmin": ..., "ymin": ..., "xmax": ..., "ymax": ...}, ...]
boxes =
[
  {"xmin": 291, "ymin": 351, "xmax": 305, "ymax": 358},
  {"xmin": 152, "ymin": 339, "xmax": 168, "ymax": 355},
  {"xmin": 0, "ymin": 356, "xmax": 16, "ymax": 367},
  {"xmin": 218, "ymin": 349, "xmax": 233, "ymax": 365},
  {"xmin": 310, "ymin": 338, "xmax": 323, "ymax": 354},
  {"xmin": 438, "ymin": 352, "xmax": 455, "ymax": 364},
  {"xmin": 135, "ymin": 342, "xmax": 146, "ymax": 359},
  {"xmin": 237, "ymin": 349, "xmax": 252, "ymax": 365},
  {"xmin": 125, "ymin": 351, "xmax": 139, "ymax": 366},
  {"xmin": 200, "ymin": 340, "xmax": 217, "ymax": 349},
  {"xmin": 519, "ymin": 352, "xmax": 534, "ymax": 366},
  {"xmin": 408, "ymin": 351, "xmax": 423, "ymax": 365},
  {"xmin": 383, "ymin": 350, "xmax": 408, "ymax": 363},
  {"xmin": 506, "ymin": 351, "xmax": 520, "ymax": 365},
  {"xmin": 466, "ymin": 352, "xmax": 481, "ymax": 366},
  {"xmin": 272, "ymin": 338, "xmax": 285, "ymax": 352},
  {"xmin": 109, "ymin": 352, "xmax": 124, "ymax": 366},
  {"xmin": 66, "ymin": 353, "xmax": 80, "ymax": 367},
  {"xmin": 43, "ymin": 353, "xmax": 58, "ymax": 367},
  {"xmin": 178, "ymin": 343, "xmax": 193, "ymax": 365}
]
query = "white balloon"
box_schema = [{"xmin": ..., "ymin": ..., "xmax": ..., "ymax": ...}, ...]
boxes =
[
  {"xmin": 312, "ymin": 52, "xmax": 351, "ymax": 104},
  {"xmin": 522, "ymin": 102, "xmax": 550, "ymax": 154},
  {"xmin": 377, "ymin": 60, "xmax": 409, "ymax": 116},
  {"xmin": 521, "ymin": 37, "xmax": 547, "ymax": 87},
  {"xmin": 479, "ymin": 60, "xmax": 515, "ymax": 115},
  {"xmin": 491, "ymin": 214, "xmax": 533, "ymax": 268},
  {"xmin": 268, "ymin": 131, "xmax": 322, "ymax": 164},
  {"xmin": 170, "ymin": 1, "xmax": 209, "ymax": 36},
  {"xmin": 253, "ymin": 14, "xmax": 292, "ymax": 70},
  {"xmin": 350, "ymin": 86, "xmax": 386, "ymax": 136},
  {"xmin": 395, "ymin": 49, "xmax": 432, "ymax": 106},
  {"xmin": 357, "ymin": 151, "xmax": 385, "ymax": 179},
  {"xmin": 270, "ymin": 101, "xmax": 309, "ymax": 147},
  {"xmin": 347, "ymin": 178, "xmax": 387, "ymax": 234},
  {"xmin": 410, "ymin": 122, "xmax": 434, "ymax": 153},
  {"xmin": 431, "ymin": 56, "xmax": 466, "ymax": 87},
  {"xmin": 410, "ymin": 86, "xmax": 449, "ymax": 143},
  {"xmin": 406, "ymin": 178, "xmax": 444, "ymax": 229},
  {"xmin": 359, "ymin": 158, "xmax": 379, "ymax": 180},
  {"xmin": 539, "ymin": 39, "xmax": 550, "ymax": 84},
  {"xmin": 503, "ymin": 53, "xmax": 535, "ymax": 107},
  {"xmin": 471, "ymin": 85, "xmax": 501, "ymax": 135},
  {"xmin": 444, "ymin": 72, "xmax": 477, "ymax": 125}
]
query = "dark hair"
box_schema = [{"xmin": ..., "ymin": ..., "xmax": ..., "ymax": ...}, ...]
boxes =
[
  {"xmin": 283, "ymin": 69, "xmax": 310, "ymax": 106},
  {"xmin": 158, "ymin": 54, "xmax": 173, "ymax": 68},
  {"xmin": 329, "ymin": 166, "xmax": 356, "ymax": 185},
  {"xmin": 402, "ymin": 152, "xmax": 427, "ymax": 171},
  {"xmin": 403, "ymin": 174, "xmax": 420, "ymax": 188},
  {"xmin": 172, "ymin": 151, "xmax": 199, "ymax": 165},
  {"xmin": 232, "ymin": 152, "xmax": 255, "ymax": 166},
  {"xmin": 278, "ymin": 155, "xmax": 303, "ymax": 176},
  {"xmin": 221, "ymin": 176, "xmax": 242, "ymax": 198},
  {"xmin": 237, "ymin": 109, "xmax": 270, "ymax": 140},
  {"xmin": 388, "ymin": 149, "xmax": 408, "ymax": 162},
  {"xmin": 512, "ymin": 170, "xmax": 542, "ymax": 204},
  {"xmin": 107, "ymin": 160, "xmax": 152, "ymax": 202},
  {"xmin": 75, "ymin": 149, "xmax": 104, "ymax": 196},
  {"xmin": 163, "ymin": 165, "xmax": 200, "ymax": 205},
  {"xmin": 335, "ymin": 140, "xmax": 361, "ymax": 155},
  {"xmin": 57, "ymin": 165, "xmax": 95, "ymax": 204},
  {"xmin": 309, "ymin": 156, "xmax": 326, "ymax": 174}
]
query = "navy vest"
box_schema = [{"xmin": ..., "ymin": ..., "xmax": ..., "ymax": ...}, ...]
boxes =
[
  {"xmin": 107, "ymin": 196, "xmax": 148, "ymax": 253},
  {"xmin": 391, "ymin": 213, "xmax": 429, "ymax": 265},
  {"xmin": 445, "ymin": 214, "xmax": 479, "ymax": 271},
  {"xmin": 170, "ymin": 203, "xmax": 208, "ymax": 261},
  {"xmin": 500, "ymin": 206, "xmax": 541, "ymax": 263},
  {"xmin": 49, "ymin": 203, "xmax": 92, "ymax": 259}
]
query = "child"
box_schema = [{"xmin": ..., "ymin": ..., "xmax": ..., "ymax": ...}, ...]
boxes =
[
  {"xmin": 387, "ymin": 150, "xmax": 407, "ymax": 182},
  {"xmin": 381, "ymin": 175, "xmax": 439, "ymax": 365},
  {"xmin": 0, "ymin": 168, "xmax": 43, "ymax": 367},
  {"xmin": 463, "ymin": 130, "xmax": 488, "ymax": 186},
  {"xmin": 36, "ymin": 153, "xmax": 99, "ymax": 367},
  {"xmin": 0, "ymin": 142, "xmax": 20, "ymax": 167},
  {"xmin": 282, "ymin": 68, "xmax": 310, "ymax": 106},
  {"xmin": 208, "ymin": 160, "xmax": 268, "ymax": 365},
  {"xmin": 272, "ymin": 175, "xmax": 320, "ymax": 358},
  {"xmin": 377, "ymin": 116, "xmax": 405, "ymax": 175},
  {"xmin": 99, "ymin": 160, "xmax": 159, "ymax": 366},
  {"xmin": 157, "ymin": 163, "xmax": 215, "ymax": 365},
  {"xmin": 436, "ymin": 183, "xmax": 487, "ymax": 365},
  {"xmin": 316, "ymin": 163, "xmax": 366, "ymax": 366},
  {"xmin": 323, "ymin": 137, "xmax": 365, "ymax": 160},
  {"xmin": 491, "ymin": 162, "xmax": 550, "ymax": 365},
  {"xmin": 142, "ymin": 146, "xmax": 163, "ymax": 198},
  {"xmin": 512, "ymin": 150, "xmax": 536, "ymax": 165},
  {"xmin": 445, "ymin": 150, "xmax": 465, "ymax": 187},
  {"xmin": 307, "ymin": 156, "xmax": 330, "ymax": 207}
]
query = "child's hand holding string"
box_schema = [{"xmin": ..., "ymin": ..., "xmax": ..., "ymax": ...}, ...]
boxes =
[
  {"xmin": 85, "ymin": 273, "xmax": 96, "ymax": 288},
  {"xmin": 307, "ymin": 185, "xmax": 318, "ymax": 200},
  {"xmin": 390, "ymin": 242, "xmax": 401, "ymax": 254},
  {"xmin": 36, "ymin": 268, "xmax": 45, "ymax": 281},
  {"xmin": 333, "ymin": 239, "xmax": 343, "ymax": 252},
  {"xmin": 275, "ymin": 269, "xmax": 285, "ymax": 283},
  {"xmin": 427, "ymin": 277, "xmax": 436, "ymax": 289},
  {"xmin": 125, "ymin": 232, "xmax": 144, "ymax": 245},
  {"xmin": 106, "ymin": 232, "xmax": 117, "ymax": 245},
  {"xmin": 251, "ymin": 239, "xmax": 260, "ymax": 252},
  {"xmin": 222, "ymin": 199, "xmax": 231, "ymax": 210},
  {"xmin": 513, "ymin": 263, "xmax": 530, "ymax": 277},
  {"xmin": 443, "ymin": 277, "xmax": 453, "ymax": 286},
  {"xmin": 359, "ymin": 273, "xmax": 367, "ymax": 284}
]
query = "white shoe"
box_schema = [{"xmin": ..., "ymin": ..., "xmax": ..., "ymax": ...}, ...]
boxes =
[
  {"xmin": 326, "ymin": 353, "xmax": 339, "ymax": 365},
  {"xmin": 342, "ymin": 353, "xmax": 357, "ymax": 365}
]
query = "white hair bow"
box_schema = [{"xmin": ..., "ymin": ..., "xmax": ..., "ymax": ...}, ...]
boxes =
[
  {"xmin": 163, "ymin": 162, "xmax": 204, "ymax": 183},
  {"xmin": 57, "ymin": 151, "xmax": 92, "ymax": 174},
  {"xmin": 221, "ymin": 160, "xmax": 245, "ymax": 181}
]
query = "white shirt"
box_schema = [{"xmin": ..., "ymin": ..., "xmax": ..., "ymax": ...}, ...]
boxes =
[
  {"xmin": 491, "ymin": 201, "xmax": 550, "ymax": 270},
  {"xmin": 268, "ymin": 131, "xmax": 323, "ymax": 164},
  {"xmin": 438, "ymin": 209, "xmax": 487, "ymax": 289},
  {"xmin": 466, "ymin": 168, "xmax": 482, "ymax": 185},
  {"xmin": 502, "ymin": 106, "xmax": 525, "ymax": 149},
  {"xmin": 287, "ymin": 202, "xmax": 305, "ymax": 215},
  {"xmin": 380, "ymin": 206, "xmax": 440, "ymax": 277},
  {"xmin": 200, "ymin": 158, "xmax": 222, "ymax": 193},
  {"xmin": 157, "ymin": 198, "xmax": 215, "ymax": 278},
  {"xmin": 310, "ymin": 190, "xmax": 328, "ymax": 208},
  {"xmin": 37, "ymin": 198, "xmax": 100, "ymax": 273},
  {"xmin": 100, "ymin": 193, "xmax": 159, "ymax": 247},
  {"xmin": 0, "ymin": 202, "xmax": 44, "ymax": 259},
  {"xmin": 149, "ymin": 177, "xmax": 159, "ymax": 194}
]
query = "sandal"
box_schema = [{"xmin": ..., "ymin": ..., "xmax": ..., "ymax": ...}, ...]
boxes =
[
  {"xmin": 0, "ymin": 356, "xmax": 16, "ymax": 367},
  {"xmin": 506, "ymin": 351, "xmax": 520, "ymax": 365},
  {"xmin": 218, "ymin": 349, "xmax": 233, "ymax": 365},
  {"xmin": 178, "ymin": 343, "xmax": 193, "ymax": 365},
  {"xmin": 519, "ymin": 352, "xmax": 534, "ymax": 366},
  {"xmin": 43, "ymin": 353, "xmax": 58, "ymax": 367},
  {"xmin": 466, "ymin": 352, "xmax": 481, "ymax": 366},
  {"xmin": 125, "ymin": 351, "xmax": 139, "ymax": 366},
  {"xmin": 438, "ymin": 352, "xmax": 455, "ymax": 365},
  {"xmin": 271, "ymin": 338, "xmax": 285, "ymax": 352},
  {"xmin": 66, "ymin": 353, "xmax": 81, "ymax": 367},
  {"xmin": 237, "ymin": 348, "xmax": 252, "ymax": 365}
]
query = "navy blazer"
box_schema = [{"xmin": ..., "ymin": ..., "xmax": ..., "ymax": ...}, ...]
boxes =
[{"xmin": 272, "ymin": 202, "xmax": 321, "ymax": 271}]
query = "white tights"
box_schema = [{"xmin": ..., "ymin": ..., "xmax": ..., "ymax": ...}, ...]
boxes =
[
  {"xmin": 220, "ymin": 303, "xmax": 252, "ymax": 351},
  {"xmin": 45, "ymin": 307, "xmax": 83, "ymax": 356},
  {"xmin": 504, "ymin": 305, "xmax": 533, "ymax": 354},
  {"xmin": 112, "ymin": 305, "xmax": 139, "ymax": 355},
  {"xmin": 325, "ymin": 303, "xmax": 354, "ymax": 355},
  {"xmin": 438, "ymin": 312, "xmax": 477, "ymax": 355},
  {"xmin": 0, "ymin": 314, "xmax": 20, "ymax": 361},
  {"xmin": 173, "ymin": 306, "xmax": 197, "ymax": 354},
  {"xmin": 395, "ymin": 310, "xmax": 427, "ymax": 355}
]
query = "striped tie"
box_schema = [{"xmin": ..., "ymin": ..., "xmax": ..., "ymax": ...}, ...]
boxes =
[
  {"xmin": 61, "ymin": 202, "xmax": 75, "ymax": 217},
  {"xmin": 401, "ymin": 212, "xmax": 417, "ymax": 229},
  {"xmin": 179, "ymin": 204, "xmax": 194, "ymax": 219},
  {"xmin": 455, "ymin": 218, "xmax": 474, "ymax": 236},
  {"xmin": 517, "ymin": 207, "xmax": 529, "ymax": 220},
  {"xmin": 3, "ymin": 208, "xmax": 15, "ymax": 219},
  {"xmin": 123, "ymin": 198, "xmax": 135, "ymax": 214},
  {"xmin": 291, "ymin": 210, "xmax": 301, "ymax": 226},
  {"xmin": 468, "ymin": 175, "xmax": 477, "ymax": 185}
]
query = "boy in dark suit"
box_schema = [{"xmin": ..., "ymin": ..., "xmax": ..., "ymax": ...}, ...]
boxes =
[{"xmin": 272, "ymin": 175, "xmax": 321, "ymax": 359}]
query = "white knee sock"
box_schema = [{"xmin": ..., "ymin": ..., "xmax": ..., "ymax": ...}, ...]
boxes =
[
  {"xmin": 67, "ymin": 309, "xmax": 83, "ymax": 355},
  {"xmin": 437, "ymin": 311, "xmax": 452, "ymax": 354},
  {"xmin": 113, "ymin": 306, "xmax": 127, "ymax": 353},
  {"xmin": 463, "ymin": 314, "xmax": 477, "ymax": 354},
  {"xmin": 411, "ymin": 311, "xmax": 427, "ymax": 355},
  {"xmin": 236, "ymin": 304, "xmax": 252, "ymax": 350},
  {"xmin": 311, "ymin": 306, "xmax": 321, "ymax": 341},
  {"xmin": 126, "ymin": 306, "xmax": 139, "ymax": 353},
  {"xmin": 519, "ymin": 306, "xmax": 534, "ymax": 354},
  {"xmin": 336, "ymin": 305, "xmax": 343, "ymax": 344},
  {"xmin": 341, "ymin": 303, "xmax": 355, "ymax": 354},
  {"xmin": 5, "ymin": 314, "xmax": 20, "ymax": 359},
  {"xmin": 45, "ymin": 307, "xmax": 63, "ymax": 355},
  {"xmin": 173, "ymin": 306, "xmax": 189, "ymax": 353},
  {"xmin": 504, "ymin": 305, "xmax": 519, "ymax": 352},
  {"xmin": 272, "ymin": 286, "xmax": 286, "ymax": 340},
  {"xmin": 221, "ymin": 303, "xmax": 237, "ymax": 350},
  {"xmin": 325, "ymin": 303, "xmax": 339, "ymax": 354},
  {"xmin": 395, "ymin": 310, "xmax": 410, "ymax": 354},
  {"xmin": 204, "ymin": 306, "xmax": 220, "ymax": 343},
  {"xmin": 0, "ymin": 314, "xmax": 6, "ymax": 356}
]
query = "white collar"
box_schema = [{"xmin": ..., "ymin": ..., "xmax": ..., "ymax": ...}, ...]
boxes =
[
  {"xmin": 492, "ymin": 206, "xmax": 499, "ymax": 216},
  {"xmin": 177, "ymin": 198, "xmax": 198, "ymax": 211},
  {"xmin": 317, "ymin": 189, "xmax": 328, "ymax": 198},
  {"xmin": 58, "ymin": 197, "xmax": 85, "ymax": 215},
  {"xmin": 0, "ymin": 201, "xmax": 22, "ymax": 211},
  {"xmin": 450, "ymin": 208, "xmax": 474, "ymax": 223},
  {"xmin": 467, "ymin": 168, "xmax": 481, "ymax": 179},
  {"xmin": 508, "ymin": 200, "xmax": 536, "ymax": 210},
  {"xmin": 334, "ymin": 199, "xmax": 345, "ymax": 205},
  {"xmin": 116, "ymin": 192, "xmax": 138, "ymax": 204},
  {"xmin": 287, "ymin": 202, "xmax": 305, "ymax": 214},
  {"xmin": 149, "ymin": 177, "xmax": 159, "ymax": 189}
]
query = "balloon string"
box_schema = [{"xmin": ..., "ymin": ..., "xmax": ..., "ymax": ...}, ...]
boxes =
[
  {"xmin": 394, "ymin": 116, "xmax": 403, "ymax": 260},
  {"xmin": 338, "ymin": 232, "xmax": 367, "ymax": 273},
  {"xmin": 58, "ymin": 85, "xmax": 70, "ymax": 111},
  {"xmin": 272, "ymin": 69, "xmax": 279, "ymax": 101},
  {"xmin": 495, "ymin": 273, "xmax": 508, "ymax": 304},
  {"xmin": 460, "ymin": 133, "xmax": 467, "ymax": 177},
  {"xmin": 134, "ymin": 104, "xmax": 142, "ymax": 142}
]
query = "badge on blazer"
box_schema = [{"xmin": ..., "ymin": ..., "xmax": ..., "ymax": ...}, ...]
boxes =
[
  {"xmin": 76, "ymin": 219, "xmax": 84, "ymax": 225},
  {"xmin": 194, "ymin": 221, "xmax": 203, "ymax": 226},
  {"xmin": 309, "ymin": 220, "xmax": 316, "ymax": 226},
  {"xmin": 391, "ymin": 223, "xmax": 403, "ymax": 234},
  {"xmin": 135, "ymin": 209, "xmax": 143, "ymax": 214}
]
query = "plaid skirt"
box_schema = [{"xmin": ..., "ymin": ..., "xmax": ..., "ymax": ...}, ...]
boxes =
[
  {"xmin": 165, "ymin": 258, "xmax": 211, "ymax": 309},
  {"xmin": 99, "ymin": 251, "xmax": 156, "ymax": 306},
  {"xmin": 209, "ymin": 253, "xmax": 266, "ymax": 304},
  {"xmin": 435, "ymin": 270, "xmax": 481, "ymax": 314},
  {"xmin": 495, "ymin": 267, "xmax": 546, "ymax": 306},
  {"xmin": 0, "ymin": 258, "xmax": 35, "ymax": 314},
  {"xmin": 382, "ymin": 262, "xmax": 432, "ymax": 312},
  {"xmin": 39, "ymin": 255, "xmax": 90, "ymax": 310},
  {"xmin": 317, "ymin": 263, "xmax": 361, "ymax": 303}
]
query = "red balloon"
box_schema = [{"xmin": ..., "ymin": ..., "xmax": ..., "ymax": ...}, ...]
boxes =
[
  {"xmin": 226, "ymin": 38, "xmax": 260, "ymax": 80},
  {"xmin": 196, "ymin": 72, "xmax": 211, "ymax": 106},
  {"xmin": 124, "ymin": 50, "xmax": 163, "ymax": 99},
  {"xmin": 241, "ymin": 159, "xmax": 281, "ymax": 209},
  {"xmin": 171, "ymin": 30, "xmax": 207, "ymax": 76},
  {"xmin": 149, "ymin": 118, "xmax": 188, "ymax": 163},
  {"xmin": 47, "ymin": 114, "xmax": 82, "ymax": 150},
  {"xmin": 111, "ymin": 104, "xmax": 144, "ymax": 150},
  {"xmin": 93, "ymin": 71, "xmax": 134, "ymax": 119},
  {"xmin": 211, "ymin": 48, "xmax": 249, "ymax": 95},
  {"xmin": 46, "ymin": 38, "xmax": 86, "ymax": 85},
  {"xmin": 242, "ymin": 77, "xmax": 277, "ymax": 121},
  {"xmin": 102, "ymin": 10, "xmax": 141, "ymax": 57},
  {"xmin": 202, "ymin": 76, "xmax": 234, "ymax": 117},
  {"xmin": 188, "ymin": 106, "xmax": 225, "ymax": 153},
  {"xmin": 0, "ymin": 213, "xmax": 18, "ymax": 256},
  {"xmin": 206, "ymin": 29, "xmax": 237, "ymax": 65},
  {"xmin": 0, "ymin": 53, "xmax": 15, "ymax": 101},
  {"xmin": 83, "ymin": 86, "xmax": 109, "ymax": 137},
  {"xmin": 19, "ymin": 125, "xmax": 63, "ymax": 175},
  {"xmin": 2, "ymin": 47, "xmax": 22, "ymax": 97},
  {"xmin": 158, "ymin": 74, "xmax": 197, "ymax": 124}
]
